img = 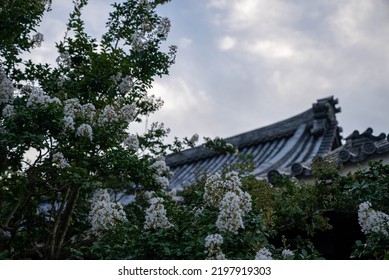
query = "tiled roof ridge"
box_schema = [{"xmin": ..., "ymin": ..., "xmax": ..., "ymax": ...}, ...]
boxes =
[
  {"xmin": 166, "ymin": 96, "xmax": 341, "ymax": 168},
  {"xmin": 337, "ymin": 128, "xmax": 389, "ymax": 164},
  {"xmin": 288, "ymin": 128, "xmax": 389, "ymax": 178}
]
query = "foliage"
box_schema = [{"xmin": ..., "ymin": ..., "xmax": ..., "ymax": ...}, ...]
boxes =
[
  {"xmin": 0, "ymin": 0, "xmax": 179, "ymax": 259},
  {"xmin": 0, "ymin": 0, "xmax": 51, "ymax": 73},
  {"xmin": 56, "ymin": 160, "xmax": 389, "ymax": 260}
]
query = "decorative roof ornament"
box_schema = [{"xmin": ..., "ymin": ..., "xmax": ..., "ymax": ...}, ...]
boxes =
[
  {"xmin": 337, "ymin": 128, "xmax": 389, "ymax": 164},
  {"xmin": 310, "ymin": 96, "xmax": 341, "ymax": 136}
]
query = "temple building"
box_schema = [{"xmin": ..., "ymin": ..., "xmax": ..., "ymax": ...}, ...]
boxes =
[{"xmin": 166, "ymin": 96, "xmax": 389, "ymax": 189}]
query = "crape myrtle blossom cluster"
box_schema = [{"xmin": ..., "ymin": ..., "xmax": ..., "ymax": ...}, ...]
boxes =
[
  {"xmin": 26, "ymin": 86, "xmax": 61, "ymax": 108},
  {"xmin": 129, "ymin": 1, "xmax": 172, "ymax": 52},
  {"xmin": 358, "ymin": 201, "xmax": 389, "ymax": 237},
  {"xmin": 216, "ymin": 191, "xmax": 251, "ymax": 234},
  {"xmin": 254, "ymin": 248, "xmax": 273, "ymax": 260},
  {"xmin": 89, "ymin": 189, "xmax": 128, "ymax": 237},
  {"xmin": 76, "ymin": 123, "xmax": 93, "ymax": 141},
  {"xmin": 281, "ymin": 249, "xmax": 295, "ymax": 259},
  {"xmin": 31, "ymin": 32, "xmax": 44, "ymax": 48},
  {"xmin": 187, "ymin": 133, "xmax": 199, "ymax": 146},
  {"xmin": 63, "ymin": 97, "xmax": 137, "ymax": 128},
  {"xmin": 52, "ymin": 152, "xmax": 70, "ymax": 169},
  {"xmin": 204, "ymin": 234, "xmax": 227, "ymax": 260},
  {"xmin": 123, "ymin": 134, "xmax": 139, "ymax": 151},
  {"xmin": 2, "ymin": 104, "xmax": 14, "ymax": 119},
  {"xmin": 60, "ymin": 94, "xmax": 138, "ymax": 144},
  {"xmin": 0, "ymin": 67, "xmax": 14, "ymax": 106},
  {"xmin": 56, "ymin": 51, "xmax": 71, "ymax": 67},
  {"xmin": 118, "ymin": 75, "xmax": 134, "ymax": 94},
  {"xmin": 144, "ymin": 197, "xmax": 173, "ymax": 230},
  {"xmin": 204, "ymin": 171, "xmax": 252, "ymax": 234},
  {"xmin": 98, "ymin": 105, "xmax": 119, "ymax": 125},
  {"xmin": 151, "ymin": 157, "xmax": 173, "ymax": 189}
]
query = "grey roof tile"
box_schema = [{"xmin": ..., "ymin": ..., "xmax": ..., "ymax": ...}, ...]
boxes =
[{"xmin": 166, "ymin": 96, "xmax": 343, "ymax": 188}]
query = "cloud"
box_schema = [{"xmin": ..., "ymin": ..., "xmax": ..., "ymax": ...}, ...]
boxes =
[
  {"xmin": 20, "ymin": 0, "xmax": 389, "ymax": 142},
  {"xmin": 246, "ymin": 40, "xmax": 295, "ymax": 59},
  {"xmin": 329, "ymin": 1, "xmax": 389, "ymax": 48},
  {"xmin": 203, "ymin": 0, "xmax": 389, "ymax": 135},
  {"xmin": 178, "ymin": 37, "xmax": 192, "ymax": 48},
  {"xmin": 217, "ymin": 36, "xmax": 236, "ymax": 51},
  {"xmin": 209, "ymin": 0, "xmax": 301, "ymax": 32},
  {"xmin": 145, "ymin": 77, "xmax": 215, "ymax": 140}
]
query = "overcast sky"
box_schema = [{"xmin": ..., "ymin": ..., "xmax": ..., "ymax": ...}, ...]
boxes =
[{"xmin": 31, "ymin": 0, "xmax": 389, "ymax": 143}]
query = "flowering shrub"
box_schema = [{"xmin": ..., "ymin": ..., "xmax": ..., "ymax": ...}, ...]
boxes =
[
  {"xmin": 1, "ymin": 0, "xmax": 388, "ymax": 260},
  {"xmin": 204, "ymin": 234, "xmax": 226, "ymax": 260},
  {"xmin": 144, "ymin": 197, "xmax": 173, "ymax": 230},
  {"xmin": 89, "ymin": 189, "xmax": 127, "ymax": 237},
  {"xmin": 358, "ymin": 201, "xmax": 389, "ymax": 236},
  {"xmin": 0, "ymin": 0, "xmax": 179, "ymax": 259},
  {"xmin": 254, "ymin": 248, "xmax": 273, "ymax": 260}
]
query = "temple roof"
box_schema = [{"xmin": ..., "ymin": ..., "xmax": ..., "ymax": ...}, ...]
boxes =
[
  {"xmin": 328, "ymin": 128, "xmax": 389, "ymax": 166},
  {"xmin": 166, "ymin": 96, "xmax": 343, "ymax": 188}
]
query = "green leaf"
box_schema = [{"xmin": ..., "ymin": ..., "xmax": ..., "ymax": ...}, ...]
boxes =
[{"xmin": 301, "ymin": 249, "xmax": 308, "ymax": 257}]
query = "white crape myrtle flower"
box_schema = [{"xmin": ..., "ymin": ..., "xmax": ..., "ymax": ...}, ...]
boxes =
[
  {"xmin": 205, "ymin": 233, "xmax": 223, "ymax": 249},
  {"xmin": 64, "ymin": 98, "xmax": 81, "ymax": 118},
  {"xmin": 154, "ymin": 176, "xmax": 169, "ymax": 189},
  {"xmin": 204, "ymin": 234, "xmax": 227, "ymax": 260},
  {"xmin": 76, "ymin": 123, "xmax": 93, "ymax": 141},
  {"xmin": 168, "ymin": 45, "xmax": 177, "ymax": 61},
  {"xmin": 52, "ymin": 152, "xmax": 70, "ymax": 169},
  {"xmin": 203, "ymin": 171, "xmax": 252, "ymax": 214},
  {"xmin": 145, "ymin": 94, "xmax": 164, "ymax": 110},
  {"xmin": 204, "ymin": 172, "xmax": 252, "ymax": 234},
  {"xmin": 26, "ymin": 87, "xmax": 61, "ymax": 108},
  {"xmin": 151, "ymin": 157, "xmax": 173, "ymax": 189},
  {"xmin": 120, "ymin": 104, "xmax": 137, "ymax": 123},
  {"xmin": 255, "ymin": 248, "xmax": 273, "ymax": 260},
  {"xmin": 56, "ymin": 51, "xmax": 71, "ymax": 67},
  {"xmin": 239, "ymin": 191, "xmax": 252, "ymax": 215},
  {"xmin": 123, "ymin": 134, "xmax": 139, "ymax": 151},
  {"xmin": 57, "ymin": 76, "xmax": 66, "ymax": 87},
  {"xmin": 26, "ymin": 87, "xmax": 48, "ymax": 107},
  {"xmin": 140, "ymin": 22, "xmax": 152, "ymax": 33},
  {"xmin": 203, "ymin": 172, "xmax": 224, "ymax": 207},
  {"xmin": 118, "ymin": 75, "xmax": 134, "ymax": 94},
  {"xmin": 98, "ymin": 105, "xmax": 119, "ymax": 125},
  {"xmin": 223, "ymin": 171, "xmax": 242, "ymax": 190},
  {"xmin": 63, "ymin": 115, "xmax": 75, "ymax": 131},
  {"xmin": 144, "ymin": 197, "xmax": 173, "ymax": 230},
  {"xmin": 151, "ymin": 157, "xmax": 171, "ymax": 175},
  {"xmin": 0, "ymin": 67, "xmax": 14, "ymax": 105},
  {"xmin": 189, "ymin": 133, "xmax": 199, "ymax": 145},
  {"xmin": 131, "ymin": 31, "xmax": 146, "ymax": 51},
  {"xmin": 358, "ymin": 201, "xmax": 389, "ymax": 236},
  {"xmin": 281, "ymin": 249, "xmax": 295, "ymax": 259},
  {"xmin": 167, "ymin": 188, "xmax": 183, "ymax": 203},
  {"xmin": 156, "ymin": 17, "xmax": 171, "ymax": 40},
  {"xmin": 89, "ymin": 189, "xmax": 127, "ymax": 237},
  {"xmin": 81, "ymin": 103, "xmax": 96, "ymax": 122},
  {"xmin": 2, "ymin": 104, "xmax": 14, "ymax": 118},
  {"xmin": 216, "ymin": 191, "xmax": 245, "ymax": 234},
  {"xmin": 143, "ymin": 191, "xmax": 155, "ymax": 200},
  {"xmin": 214, "ymin": 252, "xmax": 227, "ymax": 260},
  {"xmin": 32, "ymin": 32, "xmax": 44, "ymax": 47}
]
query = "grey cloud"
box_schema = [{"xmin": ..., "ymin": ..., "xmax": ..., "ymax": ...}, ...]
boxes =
[{"xmin": 22, "ymin": 0, "xmax": 389, "ymax": 142}]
